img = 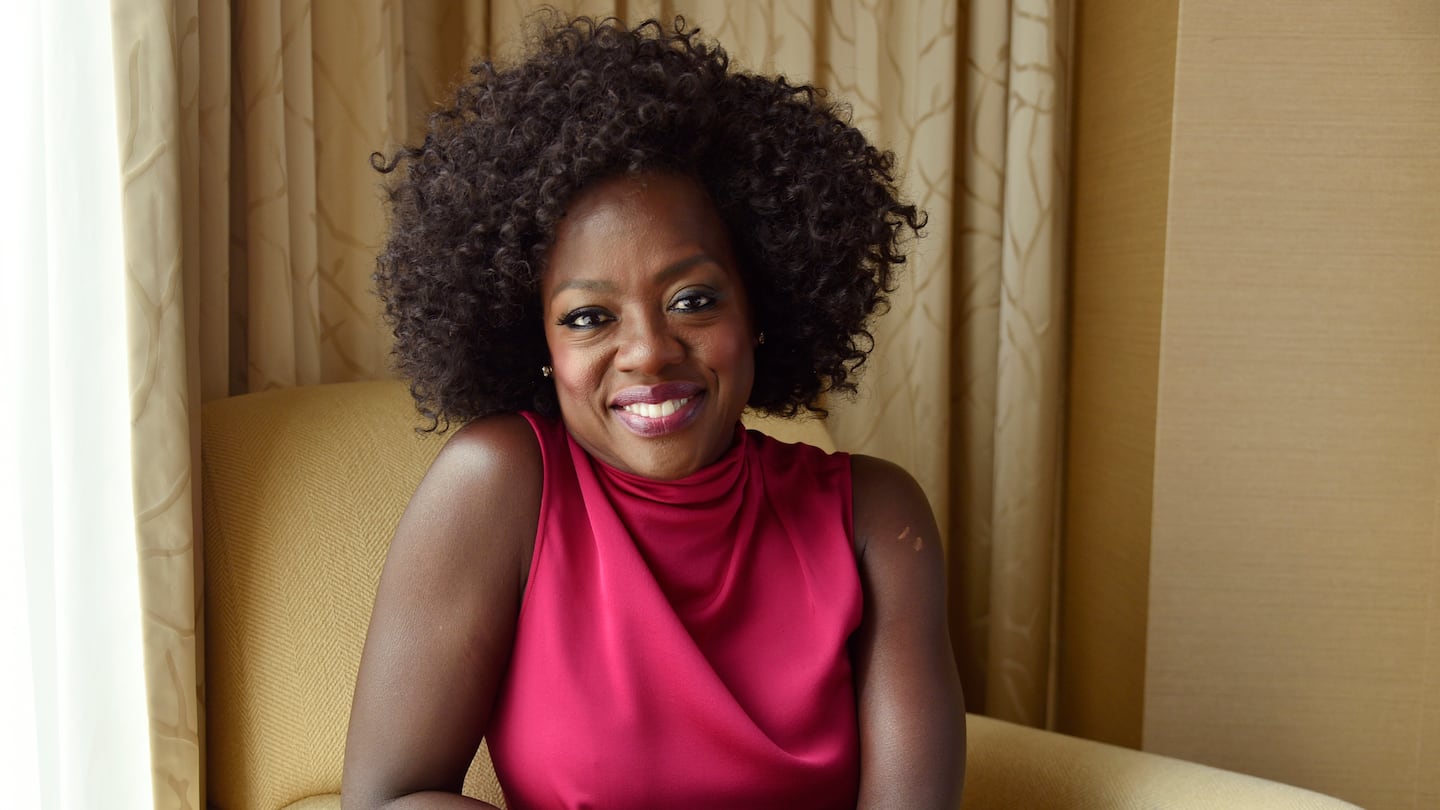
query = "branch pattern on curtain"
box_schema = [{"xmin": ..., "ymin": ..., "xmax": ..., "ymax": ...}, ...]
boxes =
[
  {"xmin": 111, "ymin": 1, "xmax": 1070, "ymax": 806},
  {"xmin": 111, "ymin": 3, "xmax": 202, "ymax": 808},
  {"xmin": 954, "ymin": 0, "xmax": 1072, "ymax": 728}
]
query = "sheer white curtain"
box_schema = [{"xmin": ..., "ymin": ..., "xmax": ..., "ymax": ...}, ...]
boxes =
[{"xmin": 0, "ymin": 1, "xmax": 156, "ymax": 808}]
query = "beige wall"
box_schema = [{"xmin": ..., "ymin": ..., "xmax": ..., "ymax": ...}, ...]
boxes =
[
  {"xmin": 1058, "ymin": 0, "xmax": 1178, "ymax": 749},
  {"xmin": 1062, "ymin": 2, "xmax": 1440, "ymax": 808}
]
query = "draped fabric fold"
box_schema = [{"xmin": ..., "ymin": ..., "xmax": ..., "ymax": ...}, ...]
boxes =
[
  {"xmin": 110, "ymin": 3, "xmax": 203, "ymax": 807},
  {"xmin": 952, "ymin": 0, "xmax": 1073, "ymax": 728},
  {"xmin": 105, "ymin": 2, "xmax": 1071, "ymax": 805}
]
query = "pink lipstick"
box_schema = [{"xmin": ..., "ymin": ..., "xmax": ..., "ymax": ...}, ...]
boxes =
[{"xmin": 611, "ymin": 382, "xmax": 705, "ymax": 437}]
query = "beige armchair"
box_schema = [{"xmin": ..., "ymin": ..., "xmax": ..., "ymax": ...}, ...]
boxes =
[{"xmin": 201, "ymin": 381, "xmax": 1357, "ymax": 809}]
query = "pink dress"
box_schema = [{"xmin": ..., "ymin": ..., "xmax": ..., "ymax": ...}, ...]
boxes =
[{"xmin": 486, "ymin": 413, "xmax": 862, "ymax": 809}]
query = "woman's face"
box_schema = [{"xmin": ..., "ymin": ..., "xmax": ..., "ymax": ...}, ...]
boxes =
[{"xmin": 540, "ymin": 173, "xmax": 756, "ymax": 480}]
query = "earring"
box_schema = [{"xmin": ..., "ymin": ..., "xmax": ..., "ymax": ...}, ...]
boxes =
[
  {"xmin": 541, "ymin": 364, "xmax": 553, "ymax": 378},
  {"xmin": 756, "ymin": 332, "xmax": 766, "ymax": 346}
]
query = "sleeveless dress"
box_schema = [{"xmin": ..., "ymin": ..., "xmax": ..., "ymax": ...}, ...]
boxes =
[{"xmin": 486, "ymin": 413, "xmax": 863, "ymax": 810}]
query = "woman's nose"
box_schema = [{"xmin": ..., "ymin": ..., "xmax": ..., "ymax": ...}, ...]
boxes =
[{"xmin": 615, "ymin": 314, "xmax": 685, "ymax": 374}]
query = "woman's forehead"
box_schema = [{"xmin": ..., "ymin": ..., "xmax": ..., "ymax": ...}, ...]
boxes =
[{"xmin": 542, "ymin": 173, "xmax": 739, "ymax": 292}]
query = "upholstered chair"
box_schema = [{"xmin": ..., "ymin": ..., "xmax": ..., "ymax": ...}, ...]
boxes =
[{"xmin": 200, "ymin": 381, "xmax": 1358, "ymax": 809}]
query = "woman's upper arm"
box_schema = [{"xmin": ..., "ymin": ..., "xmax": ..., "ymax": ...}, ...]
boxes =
[
  {"xmin": 342, "ymin": 415, "xmax": 541, "ymax": 809},
  {"xmin": 850, "ymin": 454, "xmax": 966, "ymax": 809}
]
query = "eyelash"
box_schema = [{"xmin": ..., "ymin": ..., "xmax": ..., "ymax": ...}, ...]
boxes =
[
  {"xmin": 555, "ymin": 308, "xmax": 611, "ymax": 329},
  {"xmin": 556, "ymin": 291, "xmax": 718, "ymax": 330},
  {"xmin": 670, "ymin": 291, "xmax": 717, "ymax": 312}
]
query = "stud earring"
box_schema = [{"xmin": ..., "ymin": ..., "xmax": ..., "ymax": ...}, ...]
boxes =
[
  {"xmin": 756, "ymin": 332, "xmax": 766, "ymax": 346},
  {"xmin": 541, "ymin": 364, "xmax": 553, "ymax": 378}
]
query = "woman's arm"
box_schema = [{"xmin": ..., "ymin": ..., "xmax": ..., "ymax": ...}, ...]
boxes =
[
  {"xmin": 850, "ymin": 454, "xmax": 966, "ymax": 809},
  {"xmin": 342, "ymin": 415, "xmax": 542, "ymax": 810}
]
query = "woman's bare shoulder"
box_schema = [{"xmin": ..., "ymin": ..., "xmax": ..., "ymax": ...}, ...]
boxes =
[
  {"xmin": 375, "ymin": 412, "xmax": 545, "ymax": 615},
  {"xmin": 848, "ymin": 453, "xmax": 934, "ymax": 560},
  {"xmin": 412, "ymin": 412, "xmax": 543, "ymax": 573},
  {"xmin": 436, "ymin": 412, "xmax": 544, "ymax": 484},
  {"xmin": 343, "ymin": 414, "xmax": 542, "ymax": 805},
  {"xmin": 846, "ymin": 453, "xmax": 966, "ymax": 807}
]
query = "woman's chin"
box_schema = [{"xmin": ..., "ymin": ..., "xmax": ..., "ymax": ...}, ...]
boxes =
[{"xmin": 600, "ymin": 423, "xmax": 737, "ymax": 481}]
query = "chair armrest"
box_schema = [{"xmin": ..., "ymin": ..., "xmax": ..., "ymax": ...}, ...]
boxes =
[{"xmin": 962, "ymin": 714, "xmax": 1359, "ymax": 809}]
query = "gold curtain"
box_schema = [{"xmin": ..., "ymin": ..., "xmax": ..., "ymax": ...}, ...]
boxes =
[
  {"xmin": 950, "ymin": 0, "xmax": 1072, "ymax": 728},
  {"xmin": 111, "ymin": 1, "xmax": 1070, "ymax": 806}
]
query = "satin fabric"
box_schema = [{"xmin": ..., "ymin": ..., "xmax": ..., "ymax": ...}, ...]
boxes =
[{"xmin": 488, "ymin": 413, "xmax": 862, "ymax": 810}]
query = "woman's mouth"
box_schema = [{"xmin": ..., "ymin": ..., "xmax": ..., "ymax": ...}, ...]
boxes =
[
  {"xmin": 611, "ymin": 384, "xmax": 705, "ymax": 437},
  {"xmin": 618, "ymin": 397, "xmax": 692, "ymax": 419}
]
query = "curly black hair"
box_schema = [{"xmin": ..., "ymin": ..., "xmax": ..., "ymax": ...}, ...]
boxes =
[{"xmin": 374, "ymin": 14, "xmax": 924, "ymax": 429}]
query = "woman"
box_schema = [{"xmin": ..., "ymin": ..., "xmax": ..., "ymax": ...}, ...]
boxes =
[{"xmin": 343, "ymin": 15, "xmax": 964, "ymax": 810}]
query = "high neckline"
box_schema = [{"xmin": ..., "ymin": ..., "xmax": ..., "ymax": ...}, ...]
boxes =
[{"xmin": 573, "ymin": 423, "xmax": 750, "ymax": 506}]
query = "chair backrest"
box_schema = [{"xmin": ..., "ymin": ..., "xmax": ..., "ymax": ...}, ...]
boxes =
[
  {"xmin": 201, "ymin": 381, "xmax": 504, "ymax": 808},
  {"xmin": 200, "ymin": 380, "xmax": 835, "ymax": 809}
]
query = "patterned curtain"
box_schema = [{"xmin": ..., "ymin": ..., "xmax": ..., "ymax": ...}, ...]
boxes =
[
  {"xmin": 109, "ymin": 1, "xmax": 1071, "ymax": 806},
  {"xmin": 949, "ymin": 0, "xmax": 1072, "ymax": 728}
]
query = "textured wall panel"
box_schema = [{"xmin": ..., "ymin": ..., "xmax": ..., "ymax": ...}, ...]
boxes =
[{"xmin": 1143, "ymin": 3, "xmax": 1440, "ymax": 808}]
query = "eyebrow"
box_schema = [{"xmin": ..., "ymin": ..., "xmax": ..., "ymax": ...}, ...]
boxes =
[{"xmin": 548, "ymin": 254, "xmax": 715, "ymax": 302}]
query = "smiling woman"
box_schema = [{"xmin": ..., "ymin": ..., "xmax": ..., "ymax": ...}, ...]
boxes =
[
  {"xmin": 542, "ymin": 173, "xmax": 755, "ymax": 480},
  {"xmin": 345, "ymin": 15, "xmax": 963, "ymax": 810}
]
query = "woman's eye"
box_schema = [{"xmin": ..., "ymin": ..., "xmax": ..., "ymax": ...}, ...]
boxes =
[
  {"xmin": 557, "ymin": 308, "xmax": 612, "ymax": 329},
  {"xmin": 671, "ymin": 291, "xmax": 717, "ymax": 312}
]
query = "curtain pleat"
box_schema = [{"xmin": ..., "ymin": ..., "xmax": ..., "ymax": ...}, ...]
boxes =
[
  {"xmin": 985, "ymin": 0, "xmax": 1070, "ymax": 729},
  {"xmin": 111, "ymin": 2, "xmax": 1071, "ymax": 805},
  {"xmin": 110, "ymin": 1, "xmax": 204, "ymax": 807},
  {"xmin": 954, "ymin": 0, "xmax": 1071, "ymax": 727}
]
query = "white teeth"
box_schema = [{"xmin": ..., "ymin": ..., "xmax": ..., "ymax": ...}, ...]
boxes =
[{"xmin": 620, "ymin": 397, "xmax": 691, "ymax": 419}]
